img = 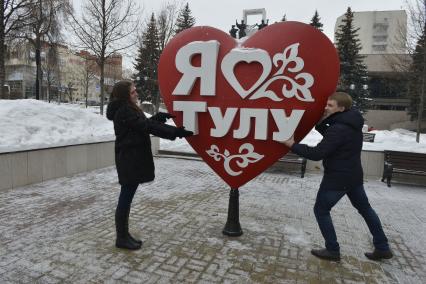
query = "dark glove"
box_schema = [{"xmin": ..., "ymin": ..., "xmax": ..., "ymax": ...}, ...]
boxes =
[
  {"xmin": 151, "ymin": 112, "xmax": 175, "ymax": 123},
  {"xmin": 175, "ymin": 126, "xmax": 193, "ymax": 138}
]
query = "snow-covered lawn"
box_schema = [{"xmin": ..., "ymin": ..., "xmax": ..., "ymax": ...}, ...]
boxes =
[{"xmin": 0, "ymin": 100, "xmax": 114, "ymax": 152}]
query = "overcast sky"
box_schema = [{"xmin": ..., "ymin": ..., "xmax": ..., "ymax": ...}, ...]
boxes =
[
  {"xmin": 138, "ymin": 0, "xmax": 409, "ymax": 39},
  {"xmin": 71, "ymin": 0, "xmax": 411, "ymax": 70}
]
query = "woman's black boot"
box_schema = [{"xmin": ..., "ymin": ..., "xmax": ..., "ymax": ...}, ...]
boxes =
[
  {"xmin": 126, "ymin": 207, "xmax": 142, "ymax": 246},
  {"xmin": 115, "ymin": 211, "xmax": 141, "ymax": 250}
]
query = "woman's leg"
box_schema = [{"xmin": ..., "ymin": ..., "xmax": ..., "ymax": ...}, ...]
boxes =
[{"xmin": 115, "ymin": 184, "xmax": 141, "ymax": 249}]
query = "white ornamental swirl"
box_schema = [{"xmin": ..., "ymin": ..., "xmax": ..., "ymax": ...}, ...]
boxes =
[
  {"xmin": 206, "ymin": 143, "xmax": 264, "ymax": 176},
  {"xmin": 249, "ymin": 43, "xmax": 315, "ymax": 102}
]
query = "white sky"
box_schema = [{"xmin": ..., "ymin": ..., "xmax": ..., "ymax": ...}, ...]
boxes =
[
  {"xmin": 136, "ymin": 0, "xmax": 409, "ymax": 40},
  {"xmin": 71, "ymin": 0, "xmax": 411, "ymax": 69},
  {"xmin": 1, "ymin": 100, "xmax": 425, "ymax": 154}
]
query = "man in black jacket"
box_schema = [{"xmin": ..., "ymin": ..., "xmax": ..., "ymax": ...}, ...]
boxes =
[{"xmin": 282, "ymin": 92, "xmax": 393, "ymax": 261}]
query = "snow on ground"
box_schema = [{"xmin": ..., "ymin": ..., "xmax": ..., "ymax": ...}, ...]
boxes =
[
  {"xmin": 299, "ymin": 128, "xmax": 426, "ymax": 153},
  {"xmin": 0, "ymin": 100, "xmax": 114, "ymax": 153},
  {"xmin": 364, "ymin": 129, "xmax": 426, "ymax": 153},
  {"xmin": 1, "ymin": 99, "xmax": 426, "ymax": 154},
  {"xmin": 1, "ymin": 158, "xmax": 425, "ymax": 283}
]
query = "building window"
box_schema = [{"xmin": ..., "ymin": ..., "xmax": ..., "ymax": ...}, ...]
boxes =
[
  {"xmin": 373, "ymin": 35, "xmax": 387, "ymax": 42},
  {"xmin": 370, "ymin": 105, "xmax": 407, "ymax": 111},
  {"xmin": 372, "ymin": 44, "xmax": 387, "ymax": 52},
  {"xmin": 373, "ymin": 23, "xmax": 389, "ymax": 33},
  {"xmin": 369, "ymin": 76, "xmax": 408, "ymax": 98}
]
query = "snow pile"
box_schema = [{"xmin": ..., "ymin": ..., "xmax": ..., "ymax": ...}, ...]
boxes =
[
  {"xmin": 0, "ymin": 100, "xmax": 114, "ymax": 153},
  {"xmin": 364, "ymin": 129, "xmax": 426, "ymax": 153},
  {"xmin": 298, "ymin": 128, "xmax": 426, "ymax": 153}
]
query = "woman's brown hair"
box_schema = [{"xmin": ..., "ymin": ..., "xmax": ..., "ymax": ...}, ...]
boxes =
[{"xmin": 110, "ymin": 80, "xmax": 141, "ymax": 113}]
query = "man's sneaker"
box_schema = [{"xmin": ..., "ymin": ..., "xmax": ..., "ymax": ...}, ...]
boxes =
[
  {"xmin": 311, "ymin": 248, "xmax": 341, "ymax": 261},
  {"xmin": 365, "ymin": 249, "xmax": 393, "ymax": 260}
]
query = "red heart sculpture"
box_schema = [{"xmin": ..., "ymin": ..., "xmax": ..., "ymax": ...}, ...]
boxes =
[{"xmin": 158, "ymin": 21, "xmax": 339, "ymax": 189}]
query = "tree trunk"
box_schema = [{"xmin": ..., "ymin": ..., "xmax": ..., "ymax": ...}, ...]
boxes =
[
  {"xmin": 47, "ymin": 77, "xmax": 50, "ymax": 102},
  {"xmin": 85, "ymin": 80, "xmax": 89, "ymax": 108},
  {"xmin": 100, "ymin": 59, "xmax": 105, "ymax": 115},
  {"xmin": 35, "ymin": 0, "xmax": 43, "ymax": 100},
  {"xmin": 416, "ymin": 64, "xmax": 425, "ymax": 143},
  {"xmin": 0, "ymin": 0, "xmax": 5, "ymax": 99},
  {"xmin": 416, "ymin": 20, "xmax": 426, "ymax": 143},
  {"xmin": 416, "ymin": 82, "xmax": 424, "ymax": 142},
  {"xmin": 154, "ymin": 90, "xmax": 160, "ymax": 113},
  {"xmin": 35, "ymin": 47, "xmax": 41, "ymax": 100}
]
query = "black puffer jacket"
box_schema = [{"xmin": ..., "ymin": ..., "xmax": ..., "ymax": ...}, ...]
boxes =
[
  {"xmin": 106, "ymin": 100, "xmax": 178, "ymax": 185},
  {"xmin": 291, "ymin": 109, "xmax": 364, "ymax": 191}
]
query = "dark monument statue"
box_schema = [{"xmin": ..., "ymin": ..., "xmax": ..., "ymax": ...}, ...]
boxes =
[
  {"xmin": 236, "ymin": 20, "xmax": 246, "ymax": 39},
  {"xmin": 229, "ymin": 25, "xmax": 238, "ymax": 38},
  {"xmin": 257, "ymin": 19, "xmax": 269, "ymax": 30}
]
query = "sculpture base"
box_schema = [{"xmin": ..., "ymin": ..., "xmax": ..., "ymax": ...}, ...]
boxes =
[{"xmin": 222, "ymin": 188, "xmax": 243, "ymax": 237}]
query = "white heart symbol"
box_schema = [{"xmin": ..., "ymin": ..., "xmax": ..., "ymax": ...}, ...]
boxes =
[{"xmin": 221, "ymin": 48, "xmax": 272, "ymax": 99}]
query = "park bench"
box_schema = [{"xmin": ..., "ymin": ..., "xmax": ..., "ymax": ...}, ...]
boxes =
[
  {"xmin": 157, "ymin": 149, "xmax": 199, "ymax": 159},
  {"xmin": 278, "ymin": 152, "xmax": 307, "ymax": 178},
  {"xmin": 381, "ymin": 150, "xmax": 426, "ymax": 187},
  {"xmin": 158, "ymin": 149, "xmax": 307, "ymax": 178},
  {"xmin": 363, "ymin": 132, "xmax": 376, "ymax": 142}
]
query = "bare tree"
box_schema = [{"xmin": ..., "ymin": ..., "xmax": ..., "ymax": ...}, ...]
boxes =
[
  {"xmin": 10, "ymin": 0, "xmax": 70, "ymax": 100},
  {"xmin": 67, "ymin": 0, "xmax": 140, "ymax": 115},
  {"xmin": 387, "ymin": 1, "xmax": 425, "ymax": 68},
  {"xmin": 42, "ymin": 43, "xmax": 60, "ymax": 102},
  {"xmin": 399, "ymin": 0, "xmax": 426, "ymax": 141},
  {"xmin": 385, "ymin": 0, "xmax": 426, "ymax": 142},
  {"xmin": 156, "ymin": 1, "xmax": 181, "ymax": 51},
  {"xmin": 1, "ymin": 0, "xmax": 34, "ymax": 99},
  {"xmin": 132, "ymin": 1, "xmax": 180, "ymax": 112},
  {"xmin": 78, "ymin": 53, "xmax": 97, "ymax": 108},
  {"xmin": 407, "ymin": 0, "xmax": 426, "ymax": 142}
]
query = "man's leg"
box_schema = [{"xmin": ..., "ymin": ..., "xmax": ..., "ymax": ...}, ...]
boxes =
[
  {"xmin": 346, "ymin": 184, "xmax": 392, "ymax": 259},
  {"xmin": 313, "ymin": 188, "xmax": 346, "ymax": 257}
]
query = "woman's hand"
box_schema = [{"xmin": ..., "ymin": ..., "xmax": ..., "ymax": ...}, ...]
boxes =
[
  {"xmin": 151, "ymin": 112, "xmax": 175, "ymax": 123},
  {"xmin": 175, "ymin": 127, "xmax": 193, "ymax": 138}
]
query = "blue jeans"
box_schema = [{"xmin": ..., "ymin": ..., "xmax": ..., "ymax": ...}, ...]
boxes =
[{"xmin": 314, "ymin": 184, "xmax": 389, "ymax": 252}]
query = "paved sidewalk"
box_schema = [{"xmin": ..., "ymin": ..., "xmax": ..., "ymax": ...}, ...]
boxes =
[{"xmin": 0, "ymin": 157, "xmax": 425, "ymax": 283}]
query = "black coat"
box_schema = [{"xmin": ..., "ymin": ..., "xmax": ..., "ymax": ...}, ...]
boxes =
[
  {"xmin": 106, "ymin": 100, "xmax": 178, "ymax": 185},
  {"xmin": 291, "ymin": 109, "xmax": 364, "ymax": 191}
]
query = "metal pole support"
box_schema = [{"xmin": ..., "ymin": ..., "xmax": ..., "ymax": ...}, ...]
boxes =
[{"xmin": 223, "ymin": 188, "xmax": 243, "ymax": 237}]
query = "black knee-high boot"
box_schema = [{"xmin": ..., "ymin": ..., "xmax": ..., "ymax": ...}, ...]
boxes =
[
  {"xmin": 115, "ymin": 208, "xmax": 141, "ymax": 250},
  {"xmin": 126, "ymin": 207, "xmax": 142, "ymax": 245}
]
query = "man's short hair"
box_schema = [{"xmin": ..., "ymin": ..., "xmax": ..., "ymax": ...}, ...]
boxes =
[{"xmin": 328, "ymin": 92, "xmax": 352, "ymax": 110}]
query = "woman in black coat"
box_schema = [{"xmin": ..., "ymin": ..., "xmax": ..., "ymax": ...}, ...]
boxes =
[{"xmin": 106, "ymin": 80, "xmax": 193, "ymax": 250}]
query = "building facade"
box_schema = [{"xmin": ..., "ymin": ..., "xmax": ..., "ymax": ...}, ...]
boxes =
[
  {"xmin": 4, "ymin": 43, "xmax": 123, "ymax": 104},
  {"xmin": 4, "ymin": 42, "xmax": 36, "ymax": 99},
  {"xmin": 334, "ymin": 10, "xmax": 417, "ymax": 130},
  {"xmin": 335, "ymin": 10, "xmax": 407, "ymax": 55},
  {"xmin": 76, "ymin": 51, "xmax": 123, "ymax": 104}
]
